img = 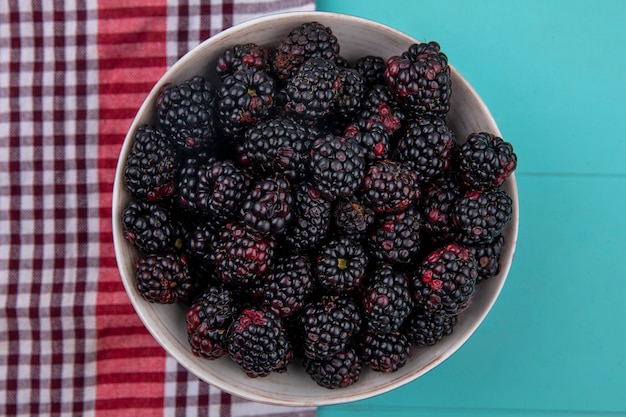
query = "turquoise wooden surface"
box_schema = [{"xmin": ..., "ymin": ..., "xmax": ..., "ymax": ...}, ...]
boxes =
[{"xmin": 315, "ymin": 1, "xmax": 626, "ymax": 416}]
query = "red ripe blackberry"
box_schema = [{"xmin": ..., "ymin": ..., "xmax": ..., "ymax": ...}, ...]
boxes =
[
  {"xmin": 309, "ymin": 134, "xmax": 365, "ymax": 201},
  {"xmin": 334, "ymin": 68, "xmax": 367, "ymax": 121},
  {"xmin": 393, "ymin": 116, "xmax": 456, "ymax": 183},
  {"xmin": 402, "ymin": 306, "xmax": 458, "ymax": 347},
  {"xmin": 124, "ymin": 124, "xmax": 178, "ymax": 203},
  {"xmin": 384, "ymin": 42, "xmax": 451, "ymax": 117},
  {"xmin": 456, "ymin": 132, "xmax": 518, "ymax": 190},
  {"xmin": 285, "ymin": 182, "xmax": 332, "ymax": 250},
  {"xmin": 332, "ymin": 200, "xmax": 376, "ymax": 239},
  {"xmin": 361, "ymin": 159, "xmax": 420, "ymax": 213},
  {"xmin": 316, "ymin": 236, "xmax": 369, "ymax": 294},
  {"xmin": 186, "ymin": 283, "xmax": 239, "ymax": 359},
  {"xmin": 226, "ymin": 308, "xmax": 293, "ymax": 377},
  {"xmin": 368, "ymin": 205, "xmax": 422, "ymax": 264},
  {"xmin": 343, "ymin": 117, "xmax": 391, "ymax": 163},
  {"xmin": 359, "ymin": 330, "xmax": 411, "ymax": 373},
  {"xmin": 469, "ymin": 234, "xmax": 505, "ymax": 283},
  {"xmin": 240, "ymin": 175, "xmax": 293, "ymax": 236},
  {"xmin": 421, "ymin": 173, "xmax": 463, "ymax": 245},
  {"xmin": 361, "ymin": 264, "xmax": 414, "ymax": 334},
  {"xmin": 411, "ymin": 243, "xmax": 478, "ymax": 316},
  {"xmin": 303, "ymin": 346, "xmax": 362, "ymax": 389},
  {"xmin": 357, "ymin": 84, "xmax": 406, "ymax": 136},
  {"xmin": 135, "ymin": 252, "xmax": 195, "ymax": 304},
  {"xmin": 157, "ymin": 75, "xmax": 218, "ymax": 152},
  {"xmin": 211, "ymin": 222, "xmax": 276, "ymax": 287},
  {"xmin": 354, "ymin": 55, "xmax": 386, "ymax": 86},
  {"xmin": 273, "ymin": 22, "xmax": 340, "ymax": 80},
  {"xmin": 215, "ymin": 43, "xmax": 273, "ymax": 80},
  {"xmin": 251, "ymin": 253, "xmax": 315, "ymax": 318},
  {"xmin": 284, "ymin": 57, "xmax": 341, "ymax": 123},
  {"xmin": 122, "ymin": 200, "xmax": 183, "ymax": 254},
  {"xmin": 218, "ymin": 69, "xmax": 275, "ymax": 137},
  {"xmin": 300, "ymin": 294, "xmax": 362, "ymax": 360},
  {"xmin": 452, "ymin": 189, "xmax": 513, "ymax": 245}
]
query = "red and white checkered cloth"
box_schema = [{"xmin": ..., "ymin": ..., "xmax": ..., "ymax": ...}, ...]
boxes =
[{"xmin": 0, "ymin": 1, "xmax": 316, "ymax": 415}]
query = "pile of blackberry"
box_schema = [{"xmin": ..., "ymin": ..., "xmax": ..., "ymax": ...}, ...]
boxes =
[{"xmin": 121, "ymin": 22, "xmax": 517, "ymax": 389}]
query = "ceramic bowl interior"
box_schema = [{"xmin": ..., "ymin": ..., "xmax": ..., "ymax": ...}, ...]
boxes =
[{"xmin": 112, "ymin": 11, "xmax": 519, "ymax": 407}]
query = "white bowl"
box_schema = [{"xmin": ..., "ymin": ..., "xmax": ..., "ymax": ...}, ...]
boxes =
[{"xmin": 112, "ymin": 11, "xmax": 519, "ymax": 407}]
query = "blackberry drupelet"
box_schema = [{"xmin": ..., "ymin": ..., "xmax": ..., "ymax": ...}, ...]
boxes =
[
  {"xmin": 284, "ymin": 182, "xmax": 332, "ymax": 250},
  {"xmin": 334, "ymin": 67, "xmax": 367, "ymax": 121},
  {"xmin": 361, "ymin": 264, "xmax": 414, "ymax": 334},
  {"xmin": 135, "ymin": 252, "xmax": 195, "ymax": 304},
  {"xmin": 157, "ymin": 75, "xmax": 218, "ymax": 152},
  {"xmin": 332, "ymin": 200, "xmax": 376, "ymax": 239},
  {"xmin": 469, "ymin": 234, "xmax": 505, "ymax": 283},
  {"xmin": 316, "ymin": 236, "xmax": 369, "ymax": 294},
  {"xmin": 122, "ymin": 199, "xmax": 182, "ymax": 254},
  {"xmin": 421, "ymin": 173, "xmax": 463, "ymax": 245},
  {"xmin": 215, "ymin": 43, "xmax": 273, "ymax": 80},
  {"xmin": 452, "ymin": 189, "xmax": 513, "ymax": 245},
  {"xmin": 359, "ymin": 330, "xmax": 411, "ymax": 373},
  {"xmin": 402, "ymin": 306, "xmax": 458, "ymax": 347},
  {"xmin": 303, "ymin": 346, "xmax": 362, "ymax": 389},
  {"xmin": 411, "ymin": 243, "xmax": 478, "ymax": 316},
  {"xmin": 361, "ymin": 159, "xmax": 420, "ymax": 213},
  {"xmin": 343, "ymin": 117, "xmax": 391, "ymax": 163},
  {"xmin": 240, "ymin": 174, "xmax": 293, "ymax": 236},
  {"xmin": 368, "ymin": 205, "xmax": 422, "ymax": 264},
  {"xmin": 357, "ymin": 84, "xmax": 405, "ymax": 136},
  {"xmin": 354, "ymin": 55, "xmax": 386, "ymax": 86},
  {"xmin": 226, "ymin": 308, "xmax": 293, "ymax": 377}
]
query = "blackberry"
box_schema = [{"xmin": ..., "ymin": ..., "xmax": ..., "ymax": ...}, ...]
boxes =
[
  {"xmin": 187, "ymin": 283, "xmax": 239, "ymax": 359},
  {"xmin": 402, "ymin": 306, "xmax": 458, "ymax": 347},
  {"xmin": 361, "ymin": 159, "xmax": 420, "ymax": 213},
  {"xmin": 238, "ymin": 116, "xmax": 314, "ymax": 181},
  {"xmin": 284, "ymin": 57, "xmax": 341, "ymax": 123},
  {"xmin": 176, "ymin": 152, "xmax": 214, "ymax": 216},
  {"xmin": 361, "ymin": 264, "xmax": 413, "ymax": 333},
  {"xmin": 251, "ymin": 253, "xmax": 315, "ymax": 317},
  {"xmin": 122, "ymin": 199, "xmax": 182, "ymax": 254},
  {"xmin": 384, "ymin": 41, "xmax": 451, "ymax": 117},
  {"xmin": 284, "ymin": 182, "xmax": 332, "ymax": 250},
  {"xmin": 334, "ymin": 68, "xmax": 367, "ymax": 121},
  {"xmin": 211, "ymin": 222, "xmax": 276, "ymax": 287},
  {"xmin": 226, "ymin": 308, "xmax": 293, "ymax": 377},
  {"xmin": 393, "ymin": 116, "xmax": 456, "ymax": 183},
  {"xmin": 316, "ymin": 237, "xmax": 369, "ymax": 294},
  {"xmin": 452, "ymin": 189, "xmax": 513, "ymax": 245},
  {"xmin": 309, "ymin": 134, "xmax": 365, "ymax": 201},
  {"xmin": 357, "ymin": 84, "xmax": 406, "ymax": 136},
  {"xmin": 303, "ymin": 346, "xmax": 362, "ymax": 389},
  {"xmin": 273, "ymin": 22, "xmax": 340, "ymax": 80},
  {"xmin": 157, "ymin": 75, "xmax": 218, "ymax": 151},
  {"xmin": 216, "ymin": 43, "xmax": 273, "ymax": 80},
  {"xmin": 240, "ymin": 175, "xmax": 293, "ymax": 236},
  {"xmin": 469, "ymin": 234, "xmax": 505, "ymax": 283},
  {"xmin": 368, "ymin": 205, "xmax": 422, "ymax": 264},
  {"xmin": 135, "ymin": 252, "xmax": 195, "ymax": 304},
  {"xmin": 456, "ymin": 132, "xmax": 518, "ymax": 190},
  {"xmin": 354, "ymin": 55, "xmax": 386, "ymax": 86},
  {"xmin": 332, "ymin": 200, "xmax": 375, "ymax": 239},
  {"xmin": 411, "ymin": 243, "xmax": 478, "ymax": 316},
  {"xmin": 359, "ymin": 330, "xmax": 411, "ymax": 373},
  {"xmin": 301, "ymin": 294, "xmax": 362, "ymax": 360},
  {"xmin": 124, "ymin": 124, "xmax": 178, "ymax": 203},
  {"xmin": 421, "ymin": 173, "xmax": 463, "ymax": 245},
  {"xmin": 343, "ymin": 117, "xmax": 391, "ymax": 163},
  {"xmin": 218, "ymin": 69, "xmax": 275, "ymax": 137}
]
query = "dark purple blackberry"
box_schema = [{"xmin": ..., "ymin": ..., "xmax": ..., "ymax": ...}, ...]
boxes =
[
  {"xmin": 354, "ymin": 55, "xmax": 386, "ymax": 86},
  {"xmin": 124, "ymin": 124, "xmax": 178, "ymax": 203},
  {"xmin": 316, "ymin": 237, "xmax": 369, "ymax": 294},
  {"xmin": 421, "ymin": 173, "xmax": 463, "ymax": 245},
  {"xmin": 384, "ymin": 42, "xmax": 451, "ymax": 117},
  {"xmin": 402, "ymin": 306, "xmax": 458, "ymax": 347},
  {"xmin": 343, "ymin": 117, "xmax": 391, "ymax": 163},
  {"xmin": 368, "ymin": 205, "xmax": 422, "ymax": 264},
  {"xmin": 361, "ymin": 159, "xmax": 420, "ymax": 213},
  {"xmin": 393, "ymin": 116, "xmax": 456, "ymax": 183},
  {"xmin": 226, "ymin": 308, "xmax": 293, "ymax": 377},
  {"xmin": 215, "ymin": 43, "xmax": 273, "ymax": 80},
  {"xmin": 285, "ymin": 182, "xmax": 332, "ymax": 250},
  {"xmin": 359, "ymin": 330, "xmax": 411, "ymax": 373},
  {"xmin": 240, "ymin": 175, "xmax": 293, "ymax": 236},
  {"xmin": 332, "ymin": 200, "xmax": 376, "ymax": 239},
  {"xmin": 211, "ymin": 222, "xmax": 276, "ymax": 287},
  {"xmin": 469, "ymin": 234, "xmax": 505, "ymax": 282},
  {"xmin": 334, "ymin": 68, "xmax": 366, "ymax": 121},
  {"xmin": 309, "ymin": 134, "xmax": 365, "ymax": 201},
  {"xmin": 411, "ymin": 243, "xmax": 478, "ymax": 316},
  {"xmin": 452, "ymin": 189, "xmax": 513, "ymax": 245},
  {"xmin": 303, "ymin": 346, "xmax": 362, "ymax": 389},
  {"xmin": 273, "ymin": 22, "xmax": 340, "ymax": 80},
  {"xmin": 122, "ymin": 199, "xmax": 182, "ymax": 254},
  {"xmin": 361, "ymin": 264, "xmax": 414, "ymax": 334},
  {"xmin": 218, "ymin": 69, "xmax": 275, "ymax": 137},
  {"xmin": 135, "ymin": 252, "xmax": 195, "ymax": 304},
  {"xmin": 357, "ymin": 84, "xmax": 406, "ymax": 136},
  {"xmin": 284, "ymin": 57, "xmax": 341, "ymax": 123},
  {"xmin": 157, "ymin": 75, "xmax": 218, "ymax": 152},
  {"xmin": 251, "ymin": 253, "xmax": 315, "ymax": 318},
  {"xmin": 187, "ymin": 283, "xmax": 239, "ymax": 359},
  {"xmin": 238, "ymin": 116, "xmax": 314, "ymax": 181},
  {"xmin": 455, "ymin": 132, "xmax": 518, "ymax": 190},
  {"xmin": 300, "ymin": 294, "xmax": 362, "ymax": 360}
]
